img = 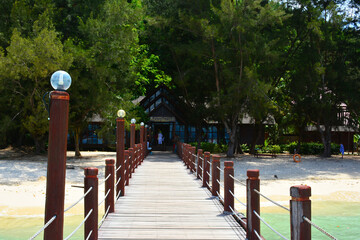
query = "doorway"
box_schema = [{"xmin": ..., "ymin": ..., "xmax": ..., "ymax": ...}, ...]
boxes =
[{"xmin": 152, "ymin": 123, "xmax": 171, "ymax": 151}]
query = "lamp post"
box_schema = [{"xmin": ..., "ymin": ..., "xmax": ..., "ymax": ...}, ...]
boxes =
[
  {"xmin": 44, "ymin": 70, "xmax": 71, "ymax": 240},
  {"xmin": 144, "ymin": 125, "xmax": 148, "ymax": 156},
  {"xmin": 130, "ymin": 118, "xmax": 136, "ymax": 149},
  {"xmin": 116, "ymin": 109, "xmax": 126, "ymax": 197},
  {"xmin": 140, "ymin": 122, "xmax": 144, "ymax": 162}
]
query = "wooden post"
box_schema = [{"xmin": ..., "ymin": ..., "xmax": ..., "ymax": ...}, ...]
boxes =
[
  {"xmin": 290, "ymin": 185, "xmax": 311, "ymax": 240},
  {"xmin": 105, "ymin": 159, "xmax": 115, "ymax": 213},
  {"xmin": 128, "ymin": 148, "xmax": 134, "ymax": 179},
  {"xmin": 130, "ymin": 123, "xmax": 135, "ymax": 148},
  {"xmin": 247, "ymin": 169, "xmax": 260, "ymax": 240},
  {"xmin": 84, "ymin": 167, "xmax": 98, "ymax": 240},
  {"xmin": 44, "ymin": 91, "xmax": 69, "ymax": 240},
  {"xmin": 125, "ymin": 150, "xmax": 130, "ymax": 186},
  {"xmin": 116, "ymin": 117, "xmax": 125, "ymax": 197},
  {"xmin": 212, "ymin": 155, "xmax": 220, "ymax": 197},
  {"xmin": 185, "ymin": 144, "xmax": 190, "ymax": 169},
  {"xmin": 140, "ymin": 125, "xmax": 144, "ymax": 163},
  {"xmin": 191, "ymin": 146, "xmax": 196, "ymax": 172},
  {"xmin": 203, "ymin": 152, "xmax": 210, "ymax": 189},
  {"xmin": 224, "ymin": 161, "xmax": 234, "ymax": 212},
  {"xmin": 197, "ymin": 149, "xmax": 203, "ymax": 179},
  {"xmin": 144, "ymin": 126, "xmax": 148, "ymax": 157}
]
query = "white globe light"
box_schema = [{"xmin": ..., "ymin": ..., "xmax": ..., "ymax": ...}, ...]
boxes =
[
  {"xmin": 117, "ymin": 109, "xmax": 126, "ymax": 118},
  {"xmin": 131, "ymin": 118, "xmax": 136, "ymax": 124},
  {"xmin": 50, "ymin": 70, "xmax": 71, "ymax": 91},
  {"xmin": 140, "ymin": 122, "xmax": 144, "ymax": 126}
]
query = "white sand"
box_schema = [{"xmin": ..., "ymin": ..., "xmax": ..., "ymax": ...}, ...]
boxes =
[{"xmin": 1, "ymin": 151, "xmax": 360, "ymax": 216}]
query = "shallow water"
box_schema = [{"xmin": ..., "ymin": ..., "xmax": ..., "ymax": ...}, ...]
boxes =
[
  {"xmin": 260, "ymin": 201, "xmax": 360, "ymax": 239},
  {"xmin": 1, "ymin": 201, "xmax": 359, "ymax": 239}
]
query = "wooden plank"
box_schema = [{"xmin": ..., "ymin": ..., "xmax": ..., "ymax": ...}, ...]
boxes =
[{"xmin": 98, "ymin": 152, "xmax": 246, "ymax": 240}]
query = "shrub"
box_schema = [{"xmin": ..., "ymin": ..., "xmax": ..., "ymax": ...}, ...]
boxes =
[
  {"xmin": 189, "ymin": 142, "xmax": 227, "ymax": 153},
  {"xmin": 240, "ymin": 144, "xmax": 249, "ymax": 153},
  {"xmin": 283, "ymin": 142, "xmax": 341, "ymax": 155},
  {"xmin": 270, "ymin": 145, "xmax": 282, "ymax": 153}
]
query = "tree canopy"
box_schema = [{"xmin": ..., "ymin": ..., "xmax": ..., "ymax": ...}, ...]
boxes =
[{"xmin": 0, "ymin": 0, "xmax": 359, "ymax": 157}]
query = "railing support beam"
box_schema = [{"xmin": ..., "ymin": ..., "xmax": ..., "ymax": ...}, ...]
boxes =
[
  {"xmin": 197, "ymin": 149, "xmax": 203, "ymax": 179},
  {"xmin": 212, "ymin": 155, "xmax": 220, "ymax": 197},
  {"xmin": 290, "ymin": 185, "xmax": 311, "ymax": 240},
  {"xmin": 44, "ymin": 91, "xmax": 69, "ymax": 240},
  {"xmin": 247, "ymin": 169, "xmax": 260, "ymax": 240},
  {"xmin": 224, "ymin": 161, "xmax": 234, "ymax": 212},
  {"xmin": 105, "ymin": 159, "xmax": 115, "ymax": 213},
  {"xmin": 84, "ymin": 167, "xmax": 98, "ymax": 240},
  {"xmin": 203, "ymin": 152, "xmax": 210, "ymax": 189}
]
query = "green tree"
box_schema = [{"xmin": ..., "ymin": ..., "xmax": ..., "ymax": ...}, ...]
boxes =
[
  {"xmin": 0, "ymin": 15, "xmax": 72, "ymax": 153},
  {"xmin": 283, "ymin": 0, "xmax": 357, "ymax": 157},
  {"xmin": 66, "ymin": 0, "xmax": 143, "ymax": 156}
]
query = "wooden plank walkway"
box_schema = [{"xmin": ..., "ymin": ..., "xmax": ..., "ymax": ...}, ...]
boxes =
[{"xmin": 98, "ymin": 152, "xmax": 246, "ymax": 239}]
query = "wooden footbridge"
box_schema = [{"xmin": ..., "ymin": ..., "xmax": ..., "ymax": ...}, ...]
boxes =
[
  {"xmin": 30, "ymin": 88, "xmax": 337, "ymax": 240},
  {"xmin": 98, "ymin": 152, "xmax": 246, "ymax": 239},
  {"xmin": 32, "ymin": 141, "xmax": 337, "ymax": 240}
]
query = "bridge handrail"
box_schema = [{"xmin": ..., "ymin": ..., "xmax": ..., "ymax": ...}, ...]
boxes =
[
  {"xmin": 64, "ymin": 187, "xmax": 93, "ymax": 213},
  {"xmin": 177, "ymin": 141, "xmax": 340, "ymax": 240},
  {"xmin": 253, "ymin": 210, "xmax": 289, "ymax": 240},
  {"xmin": 28, "ymin": 215, "xmax": 56, "ymax": 240},
  {"xmin": 253, "ymin": 189, "xmax": 290, "ymax": 212},
  {"xmin": 64, "ymin": 209, "xmax": 93, "ymax": 240},
  {"xmin": 229, "ymin": 174, "xmax": 246, "ymax": 186},
  {"xmin": 303, "ymin": 216, "xmax": 338, "ymax": 240}
]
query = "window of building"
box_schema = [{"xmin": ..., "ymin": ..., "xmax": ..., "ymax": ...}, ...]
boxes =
[{"xmin": 82, "ymin": 124, "xmax": 103, "ymax": 145}]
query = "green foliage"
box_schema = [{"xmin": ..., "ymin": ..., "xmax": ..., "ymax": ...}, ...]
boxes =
[
  {"xmin": 283, "ymin": 142, "xmax": 340, "ymax": 155},
  {"xmin": 189, "ymin": 142, "xmax": 228, "ymax": 153},
  {"xmin": 240, "ymin": 144, "xmax": 250, "ymax": 153}
]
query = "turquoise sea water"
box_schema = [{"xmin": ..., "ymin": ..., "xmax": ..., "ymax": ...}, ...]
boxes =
[
  {"xmin": 260, "ymin": 201, "xmax": 360, "ymax": 240},
  {"xmin": 1, "ymin": 201, "xmax": 359, "ymax": 239}
]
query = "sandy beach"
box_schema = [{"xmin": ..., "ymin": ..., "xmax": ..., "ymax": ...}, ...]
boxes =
[{"xmin": 1, "ymin": 148, "xmax": 360, "ymax": 216}]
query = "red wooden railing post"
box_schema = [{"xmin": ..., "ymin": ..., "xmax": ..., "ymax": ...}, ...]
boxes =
[
  {"xmin": 191, "ymin": 146, "xmax": 196, "ymax": 172},
  {"xmin": 105, "ymin": 159, "xmax": 115, "ymax": 213},
  {"xmin": 212, "ymin": 155, "xmax": 220, "ymax": 197},
  {"xmin": 290, "ymin": 185, "xmax": 311, "ymax": 240},
  {"xmin": 136, "ymin": 144, "xmax": 139, "ymax": 169},
  {"xmin": 116, "ymin": 117, "xmax": 125, "ymax": 197},
  {"xmin": 186, "ymin": 145, "xmax": 188, "ymax": 167},
  {"xmin": 203, "ymin": 152, "xmax": 210, "ymax": 189},
  {"xmin": 224, "ymin": 161, "xmax": 234, "ymax": 212},
  {"xmin": 44, "ymin": 91, "xmax": 69, "ymax": 240},
  {"xmin": 197, "ymin": 149, "xmax": 203, "ymax": 179},
  {"xmin": 84, "ymin": 167, "xmax": 98, "ymax": 240},
  {"xmin": 140, "ymin": 125, "xmax": 144, "ymax": 164},
  {"xmin": 128, "ymin": 148, "xmax": 134, "ymax": 179},
  {"xmin": 125, "ymin": 150, "xmax": 130, "ymax": 186},
  {"xmin": 144, "ymin": 126, "xmax": 148, "ymax": 157},
  {"xmin": 246, "ymin": 169, "xmax": 260, "ymax": 240},
  {"xmin": 130, "ymin": 123, "xmax": 135, "ymax": 149}
]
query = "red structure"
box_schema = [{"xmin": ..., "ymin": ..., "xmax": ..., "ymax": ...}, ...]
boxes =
[
  {"xmin": 44, "ymin": 91, "xmax": 69, "ymax": 240},
  {"xmin": 246, "ymin": 169, "xmax": 260, "ymax": 240},
  {"xmin": 116, "ymin": 117, "xmax": 125, "ymax": 197},
  {"xmin": 211, "ymin": 155, "xmax": 220, "ymax": 197},
  {"xmin": 84, "ymin": 167, "xmax": 98, "ymax": 240},
  {"xmin": 224, "ymin": 161, "xmax": 234, "ymax": 212},
  {"xmin": 105, "ymin": 159, "xmax": 115, "ymax": 213},
  {"xmin": 290, "ymin": 185, "xmax": 311, "ymax": 240}
]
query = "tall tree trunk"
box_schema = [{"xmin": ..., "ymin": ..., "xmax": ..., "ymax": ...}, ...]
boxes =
[
  {"xmin": 317, "ymin": 123, "xmax": 332, "ymax": 157},
  {"xmin": 224, "ymin": 117, "xmax": 238, "ymax": 158},
  {"xmin": 35, "ymin": 137, "xmax": 45, "ymax": 154},
  {"xmin": 250, "ymin": 122, "xmax": 262, "ymax": 154},
  {"xmin": 74, "ymin": 127, "xmax": 81, "ymax": 157}
]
